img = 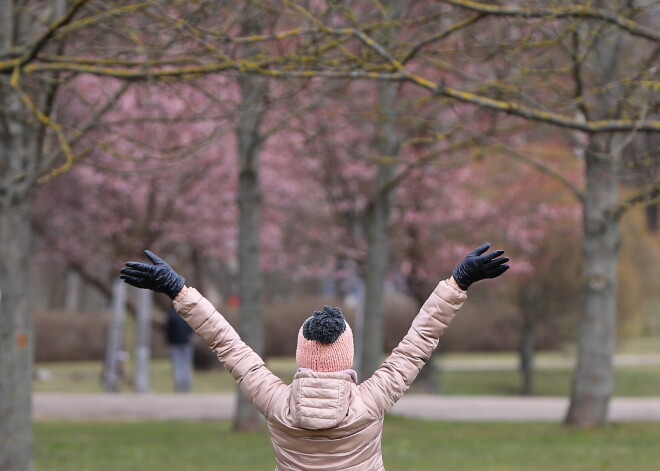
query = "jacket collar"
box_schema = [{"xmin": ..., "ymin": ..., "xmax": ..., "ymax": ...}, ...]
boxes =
[{"xmin": 295, "ymin": 367, "xmax": 358, "ymax": 383}]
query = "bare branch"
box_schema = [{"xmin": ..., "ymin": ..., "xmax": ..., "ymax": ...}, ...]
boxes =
[
  {"xmin": 442, "ymin": 0, "xmax": 660, "ymax": 43},
  {"xmin": 20, "ymin": 56, "xmax": 660, "ymax": 134},
  {"xmin": 431, "ymin": 83, "xmax": 660, "ymax": 133},
  {"xmin": 39, "ymin": 81, "xmax": 132, "ymax": 183},
  {"xmin": 497, "ymin": 143, "xmax": 585, "ymax": 203},
  {"xmin": 402, "ymin": 13, "xmax": 486, "ymax": 64},
  {"xmin": 16, "ymin": 0, "xmax": 91, "ymax": 68},
  {"xmin": 610, "ymin": 183, "xmax": 660, "ymax": 221}
]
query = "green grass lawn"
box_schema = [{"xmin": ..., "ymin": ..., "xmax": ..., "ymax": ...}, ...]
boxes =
[
  {"xmin": 33, "ymin": 358, "xmax": 297, "ymax": 394},
  {"xmin": 33, "ymin": 356, "xmax": 660, "ymax": 397},
  {"xmin": 35, "ymin": 417, "xmax": 660, "ymax": 471},
  {"xmin": 33, "ymin": 359, "xmax": 239, "ymax": 394},
  {"xmin": 435, "ymin": 365, "xmax": 660, "ymax": 397}
]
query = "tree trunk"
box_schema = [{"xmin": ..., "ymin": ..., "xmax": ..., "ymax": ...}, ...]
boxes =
[
  {"xmin": 234, "ymin": 125, "xmax": 265, "ymax": 430},
  {"xmin": 1, "ymin": 11, "xmax": 37, "ymax": 461},
  {"xmin": 233, "ymin": 4, "xmax": 267, "ymax": 431},
  {"xmin": 360, "ymin": 174, "xmax": 392, "ymax": 378},
  {"xmin": 1, "ymin": 0, "xmax": 60, "ymax": 461},
  {"xmin": 645, "ymin": 203, "xmax": 658, "ymax": 233},
  {"xmin": 104, "ymin": 280, "xmax": 127, "ymax": 392},
  {"xmin": 360, "ymin": 80, "xmax": 401, "ymax": 379},
  {"xmin": 357, "ymin": 0, "xmax": 406, "ymax": 380},
  {"xmin": 519, "ymin": 315, "xmax": 535, "ymax": 396},
  {"xmin": 64, "ymin": 269, "xmax": 82, "ymax": 312},
  {"xmin": 565, "ymin": 25, "xmax": 623, "ymax": 428},
  {"xmin": 406, "ymin": 224, "xmax": 440, "ymax": 394},
  {"xmin": 348, "ymin": 263, "xmax": 367, "ymax": 371},
  {"xmin": 519, "ymin": 283, "xmax": 545, "ymax": 396},
  {"xmin": 134, "ymin": 288, "xmax": 152, "ymax": 393},
  {"xmin": 565, "ymin": 136, "xmax": 621, "ymax": 427},
  {"xmin": 0, "ymin": 197, "xmax": 34, "ymax": 471},
  {"xmin": 518, "ymin": 286, "xmax": 537, "ymax": 396}
]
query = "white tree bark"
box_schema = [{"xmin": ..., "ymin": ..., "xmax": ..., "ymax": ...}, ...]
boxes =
[
  {"xmin": 104, "ymin": 280, "xmax": 127, "ymax": 392},
  {"xmin": 64, "ymin": 270, "xmax": 82, "ymax": 313},
  {"xmin": 134, "ymin": 288, "xmax": 152, "ymax": 393}
]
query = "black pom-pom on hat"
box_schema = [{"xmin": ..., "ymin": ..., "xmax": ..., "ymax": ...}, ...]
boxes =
[{"xmin": 302, "ymin": 305, "xmax": 346, "ymax": 344}]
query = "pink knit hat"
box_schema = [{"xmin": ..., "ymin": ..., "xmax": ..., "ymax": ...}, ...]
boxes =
[{"xmin": 295, "ymin": 306, "xmax": 354, "ymax": 372}]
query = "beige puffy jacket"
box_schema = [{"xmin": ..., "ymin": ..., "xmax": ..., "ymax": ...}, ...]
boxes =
[{"xmin": 174, "ymin": 279, "xmax": 466, "ymax": 471}]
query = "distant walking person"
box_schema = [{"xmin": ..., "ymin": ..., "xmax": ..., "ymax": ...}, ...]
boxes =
[
  {"xmin": 165, "ymin": 307, "xmax": 194, "ymax": 392},
  {"xmin": 121, "ymin": 244, "xmax": 509, "ymax": 470}
]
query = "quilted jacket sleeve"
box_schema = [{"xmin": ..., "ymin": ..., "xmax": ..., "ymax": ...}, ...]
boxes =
[
  {"xmin": 357, "ymin": 279, "xmax": 467, "ymax": 417},
  {"xmin": 174, "ymin": 288, "xmax": 286, "ymax": 418}
]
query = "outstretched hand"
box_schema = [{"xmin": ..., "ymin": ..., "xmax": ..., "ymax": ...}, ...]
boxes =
[
  {"xmin": 451, "ymin": 243, "xmax": 510, "ymax": 290},
  {"xmin": 120, "ymin": 250, "xmax": 185, "ymax": 299}
]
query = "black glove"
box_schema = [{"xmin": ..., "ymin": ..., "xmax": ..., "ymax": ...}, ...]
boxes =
[
  {"xmin": 120, "ymin": 250, "xmax": 185, "ymax": 299},
  {"xmin": 452, "ymin": 243, "xmax": 509, "ymax": 290}
]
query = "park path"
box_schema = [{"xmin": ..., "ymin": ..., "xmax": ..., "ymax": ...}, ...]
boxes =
[
  {"xmin": 33, "ymin": 353, "xmax": 660, "ymax": 422},
  {"xmin": 33, "ymin": 392, "xmax": 660, "ymax": 422}
]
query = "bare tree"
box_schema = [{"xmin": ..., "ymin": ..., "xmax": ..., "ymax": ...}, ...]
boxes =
[
  {"xmin": 563, "ymin": 12, "xmax": 659, "ymax": 426},
  {"xmin": 466, "ymin": 1, "xmax": 657, "ymax": 426},
  {"xmin": 233, "ymin": 2, "xmax": 268, "ymax": 432},
  {"xmin": 359, "ymin": 0, "xmax": 406, "ymax": 379}
]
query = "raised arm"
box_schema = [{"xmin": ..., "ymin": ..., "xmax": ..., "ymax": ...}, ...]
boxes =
[
  {"xmin": 358, "ymin": 244, "xmax": 509, "ymax": 417},
  {"xmin": 120, "ymin": 251, "xmax": 286, "ymax": 417}
]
